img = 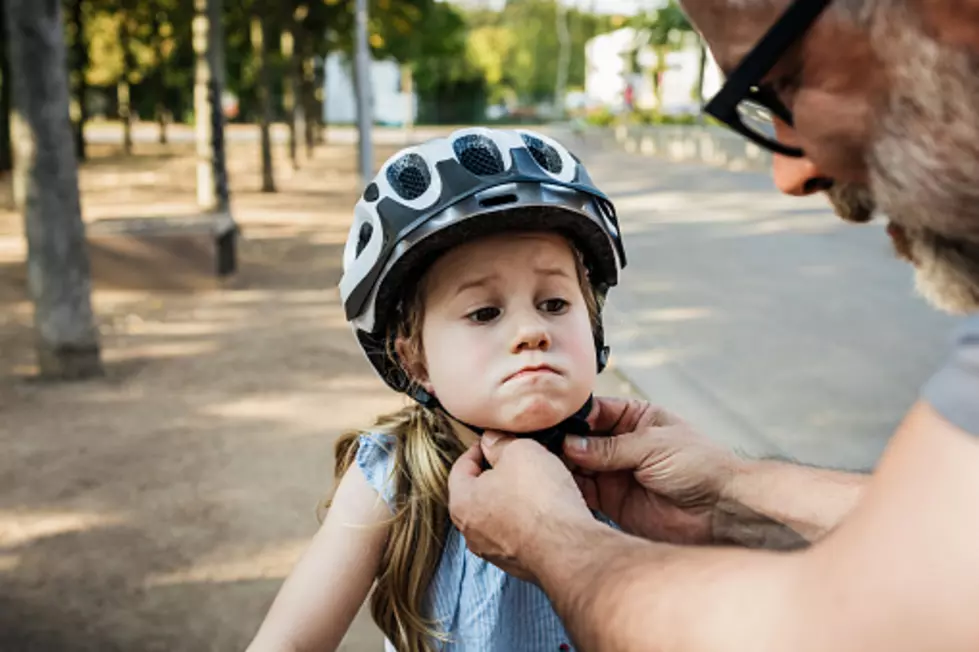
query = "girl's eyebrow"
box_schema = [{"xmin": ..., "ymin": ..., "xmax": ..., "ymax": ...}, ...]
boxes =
[
  {"xmin": 451, "ymin": 266, "xmax": 571, "ymax": 296},
  {"xmin": 453, "ymin": 274, "xmax": 498, "ymax": 296},
  {"xmin": 534, "ymin": 266, "xmax": 572, "ymax": 279}
]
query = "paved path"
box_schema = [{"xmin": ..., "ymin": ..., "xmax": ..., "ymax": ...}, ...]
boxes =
[{"xmin": 556, "ymin": 131, "xmax": 962, "ymax": 470}]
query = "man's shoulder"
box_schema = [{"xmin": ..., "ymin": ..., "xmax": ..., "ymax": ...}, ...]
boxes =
[{"xmin": 921, "ymin": 314, "xmax": 979, "ymax": 436}]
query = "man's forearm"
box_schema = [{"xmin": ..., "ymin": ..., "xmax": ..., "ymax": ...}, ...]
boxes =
[
  {"xmin": 531, "ymin": 519, "xmax": 799, "ymax": 652},
  {"xmin": 715, "ymin": 459, "xmax": 867, "ymax": 548}
]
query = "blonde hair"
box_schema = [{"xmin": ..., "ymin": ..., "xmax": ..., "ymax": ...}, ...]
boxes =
[{"xmin": 325, "ymin": 233, "xmax": 601, "ymax": 652}]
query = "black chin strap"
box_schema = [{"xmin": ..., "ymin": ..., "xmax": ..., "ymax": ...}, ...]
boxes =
[
  {"xmin": 412, "ymin": 387, "xmax": 593, "ymax": 461},
  {"xmin": 454, "ymin": 395, "xmax": 593, "ymax": 457}
]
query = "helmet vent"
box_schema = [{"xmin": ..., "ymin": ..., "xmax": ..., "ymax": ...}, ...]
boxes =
[
  {"xmin": 478, "ymin": 193, "xmax": 518, "ymax": 209},
  {"xmin": 355, "ymin": 221, "xmax": 373, "ymax": 256},
  {"xmin": 521, "ymin": 133, "xmax": 563, "ymax": 174},
  {"xmin": 387, "ymin": 153, "xmax": 431, "ymax": 200},
  {"xmin": 453, "ymin": 134, "xmax": 505, "ymax": 176}
]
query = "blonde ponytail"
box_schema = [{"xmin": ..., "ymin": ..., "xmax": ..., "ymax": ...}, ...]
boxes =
[{"xmin": 328, "ymin": 403, "xmax": 466, "ymax": 652}]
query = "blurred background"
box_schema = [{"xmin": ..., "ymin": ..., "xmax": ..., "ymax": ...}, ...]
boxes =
[{"xmin": 0, "ymin": 0, "xmax": 963, "ymax": 650}]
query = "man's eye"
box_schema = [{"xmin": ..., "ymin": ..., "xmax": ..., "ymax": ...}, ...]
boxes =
[
  {"xmin": 467, "ymin": 307, "xmax": 500, "ymax": 323},
  {"xmin": 539, "ymin": 298, "xmax": 569, "ymax": 314},
  {"xmin": 765, "ymin": 74, "xmax": 800, "ymax": 103}
]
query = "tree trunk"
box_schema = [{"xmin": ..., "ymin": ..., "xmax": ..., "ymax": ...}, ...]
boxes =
[
  {"xmin": 152, "ymin": 8, "xmax": 168, "ymax": 145},
  {"xmin": 401, "ymin": 64, "xmax": 413, "ymax": 142},
  {"xmin": 3, "ymin": 0, "xmax": 102, "ymax": 379},
  {"xmin": 193, "ymin": 0, "xmax": 227, "ymax": 211},
  {"xmin": 68, "ymin": 0, "xmax": 87, "ymax": 162},
  {"xmin": 296, "ymin": 19, "xmax": 315, "ymax": 157},
  {"xmin": 302, "ymin": 57, "xmax": 315, "ymax": 156},
  {"xmin": 553, "ymin": 2, "xmax": 570, "ymax": 120},
  {"xmin": 192, "ymin": 0, "xmax": 235, "ymax": 275},
  {"xmin": 157, "ymin": 104, "xmax": 168, "ymax": 144},
  {"xmin": 653, "ymin": 46, "xmax": 668, "ymax": 112},
  {"xmin": 353, "ymin": 0, "xmax": 373, "ymax": 184},
  {"xmin": 314, "ymin": 60, "xmax": 325, "ymax": 145},
  {"xmin": 252, "ymin": 14, "xmax": 275, "ymax": 193},
  {"xmin": 0, "ymin": 0, "xmax": 14, "ymax": 173},
  {"xmin": 281, "ymin": 24, "xmax": 298, "ymax": 170},
  {"xmin": 118, "ymin": 12, "xmax": 133, "ymax": 155},
  {"xmin": 695, "ymin": 38, "xmax": 708, "ymax": 120}
]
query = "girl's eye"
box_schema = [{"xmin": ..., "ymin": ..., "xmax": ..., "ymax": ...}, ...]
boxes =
[
  {"xmin": 539, "ymin": 298, "xmax": 569, "ymax": 314},
  {"xmin": 467, "ymin": 307, "xmax": 500, "ymax": 323}
]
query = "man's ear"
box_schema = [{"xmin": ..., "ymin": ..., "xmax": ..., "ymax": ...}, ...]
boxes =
[{"xmin": 395, "ymin": 337, "xmax": 434, "ymax": 394}]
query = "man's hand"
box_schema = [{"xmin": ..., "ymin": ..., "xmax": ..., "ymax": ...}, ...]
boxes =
[
  {"xmin": 565, "ymin": 397, "xmax": 744, "ymax": 545},
  {"xmin": 448, "ymin": 434, "xmax": 596, "ymax": 582}
]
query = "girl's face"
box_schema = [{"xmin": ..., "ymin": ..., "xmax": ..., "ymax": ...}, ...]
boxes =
[{"xmin": 411, "ymin": 231, "xmax": 597, "ymax": 433}]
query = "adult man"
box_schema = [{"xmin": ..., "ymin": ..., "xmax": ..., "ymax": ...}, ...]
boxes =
[{"xmin": 448, "ymin": 1, "xmax": 979, "ymax": 650}]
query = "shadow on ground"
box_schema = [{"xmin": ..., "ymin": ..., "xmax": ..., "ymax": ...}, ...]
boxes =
[{"xmin": 0, "ymin": 138, "xmax": 409, "ymax": 651}]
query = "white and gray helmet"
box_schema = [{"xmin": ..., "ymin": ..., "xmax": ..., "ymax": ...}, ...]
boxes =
[{"xmin": 339, "ymin": 127, "xmax": 627, "ymax": 404}]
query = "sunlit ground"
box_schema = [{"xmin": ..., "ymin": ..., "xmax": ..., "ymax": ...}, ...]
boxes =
[
  {"xmin": 0, "ymin": 122, "xmax": 636, "ymax": 650},
  {"xmin": 0, "ymin": 125, "xmax": 408, "ymax": 650}
]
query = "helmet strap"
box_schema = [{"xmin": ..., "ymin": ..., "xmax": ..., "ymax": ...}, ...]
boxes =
[{"xmin": 408, "ymin": 388, "xmax": 595, "ymax": 470}]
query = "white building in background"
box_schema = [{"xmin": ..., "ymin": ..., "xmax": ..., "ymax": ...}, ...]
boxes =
[
  {"xmin": 657, "ymin": 45, "xmax": 724, "ymax": 114},
  {"xmin": 583, "ymin": 26, "xmax": 724, "ymax": 115},
  {"xmin": 584, "ymin": 27, "xmax": 655, "ymax": 111},
  {"xmin": 323, "ymin": 52, "xmax": 417, "ymax": 126}
]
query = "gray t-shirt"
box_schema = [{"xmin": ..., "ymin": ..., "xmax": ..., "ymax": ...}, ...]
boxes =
[{"xmin": 921, "ymin": 314, "xmax": 979, "ymax": 435}]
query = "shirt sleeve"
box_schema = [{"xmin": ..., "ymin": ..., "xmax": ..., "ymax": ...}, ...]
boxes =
[
  {"xmin": 355, "ymin": 432, "xmax": 399, "ymax": 511},
  {"xmin": 921, "ymin": 315, "xmax": 979, "ymax": 436}
]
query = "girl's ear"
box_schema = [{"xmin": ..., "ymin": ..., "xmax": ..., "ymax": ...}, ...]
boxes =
[{"xmin": 395, "ymin": 337, "xmax": 434, "ymax": 395}]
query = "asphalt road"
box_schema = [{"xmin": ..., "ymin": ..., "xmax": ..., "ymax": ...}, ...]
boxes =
[{"xmin": 562, "ymin": 134, "xmax": 961, "ymax": 471}]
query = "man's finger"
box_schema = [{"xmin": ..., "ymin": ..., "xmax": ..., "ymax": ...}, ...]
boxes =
[
  {"xmin": 589, "ymin": 396, "xmax": 677, "ymax": 434},
  {"xmin": 563, "ymin": 428, "xmax": 649, "ymax": 472},
  {"xmin": 587, "ymin": 395, "xmax": 632, "ymax": 433},
  {"xmin": 480, "ymin": 430, "xmax": 517, "ymax": 466},
  {"xmin": 449, "ymin": 443, "xmax": 484, "ymax": 494}
]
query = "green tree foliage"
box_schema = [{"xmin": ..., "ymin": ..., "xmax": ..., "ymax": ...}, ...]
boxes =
[
  {"xmin": 399, "ymin": 2, "xmax": 485, "ymax": 123},
  {"xmin": 72, "ymin": 0, "xmax": 193, "ymax": 121},
  {"xmin": 440, "ymin": 0, "xmax": 616, "ymax": 115},
  {"xmin": 56, "ymin": 0, "xmax": 673, "ymax": 128}
]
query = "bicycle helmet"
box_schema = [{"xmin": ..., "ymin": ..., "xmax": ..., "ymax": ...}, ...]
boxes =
[{"xmin": 339, "ymin": 127, "xmax": 626, "ymax": 408}]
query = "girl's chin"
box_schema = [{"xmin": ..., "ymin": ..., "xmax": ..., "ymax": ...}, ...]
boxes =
[
  {"xmin": 446, "ymin": 389, "xmax": 591, "ymax": 433},
  {"xmin": 495, "ymin": 396, "xmax": 580, "ymax": 434}
]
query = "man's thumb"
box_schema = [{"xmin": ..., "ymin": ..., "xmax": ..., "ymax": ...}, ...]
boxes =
[
  {"xmin": 564, "ymin": 431, "xmax": 644, "ymax": 472},
  {"xmin": 480, "ymin": 431, "xmax": 513, "ymax": 467}
]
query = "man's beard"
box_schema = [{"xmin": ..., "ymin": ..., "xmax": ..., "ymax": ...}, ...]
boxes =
[
  {"xmin": 820, "ymin": 172, "xmax": 979, "ymax": 314},
  {"xmin": 826, "ymin": 177, "xmax": 979, "ymax": 316},
  {"xmin": 826, "ymin": 19, "xmax": 979, "ymax": 315}
]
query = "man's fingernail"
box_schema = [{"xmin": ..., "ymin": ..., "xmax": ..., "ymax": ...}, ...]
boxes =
[
  {"xmin": 483, "ymin": 431, "xmax": 501, "ymax": 445},
  {"xmin": 566, "ymin": 435, "xmax": 588, "ymax": 452}
]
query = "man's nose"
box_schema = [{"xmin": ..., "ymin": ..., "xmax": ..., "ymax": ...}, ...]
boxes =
[
  {"xmin": 771, "ymin": 119, "xmax": 834, "ymax": 196},
  {"xmin": 511, "ymin": 314, "xmax": 551, "ymax": 354}
]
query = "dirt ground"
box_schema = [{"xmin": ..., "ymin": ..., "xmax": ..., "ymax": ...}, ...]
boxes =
[{"xmin": 0, "ymin": 126, "xmax": 639, "ymax": 651}]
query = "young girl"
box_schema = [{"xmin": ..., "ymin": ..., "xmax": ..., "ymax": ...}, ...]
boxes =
[{"xmin": 247, "ymin": 128, "xmax": 627, "ymax": 652}]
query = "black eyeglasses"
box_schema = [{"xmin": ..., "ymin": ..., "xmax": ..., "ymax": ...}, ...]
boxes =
[{"xmin": 703, "ymin": 0, "xmax": 834, "ymax": 158}]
